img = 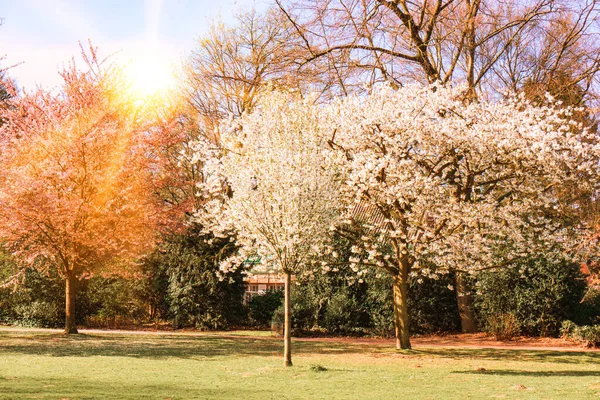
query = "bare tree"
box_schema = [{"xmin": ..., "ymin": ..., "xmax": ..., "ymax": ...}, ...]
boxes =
[
  {"xmin": 276, "ymin": 0, "xmax": 600, "ymax": 103},
  {"xmin": 182, "ymin": 9, "xmax": 336, "ymax": 144}
]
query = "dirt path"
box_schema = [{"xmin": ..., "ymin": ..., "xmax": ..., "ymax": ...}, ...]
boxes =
[{"xmin": 0, "ymin": 326, "xmax": 596, "ymax": 352}]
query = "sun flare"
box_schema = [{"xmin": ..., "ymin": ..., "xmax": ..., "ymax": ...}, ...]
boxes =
[{"xmin": 123, "ymin": 53, "xmax": 176, "ymax": 100}]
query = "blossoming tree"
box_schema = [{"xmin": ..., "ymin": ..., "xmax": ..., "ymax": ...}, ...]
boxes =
[
  {"xmin": 194, "ymin": 91, "xmax": 342, "ymax": 366},
  {"xmin": 324, "ymin": 84, "xmax": 600, "ymax": 349},
  {"xmin": 0, "ymin": 49, "xmax": 159, "ymax": 334}
]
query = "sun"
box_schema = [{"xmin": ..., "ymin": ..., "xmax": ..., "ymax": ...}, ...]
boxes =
[{"xmin": 123, "ymin": 53, "xmax": 176, "ymax": 100}]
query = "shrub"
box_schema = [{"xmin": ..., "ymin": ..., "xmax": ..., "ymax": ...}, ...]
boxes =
[
  {"xmin": 248, "ymin": 290, "xmax": 283, "ymax": 327},
  {"xmin": 84, "ymin": 277, "xmax": 149, "ymax": 328},
  {"xmin": 321, "ymin": 289, "xmax": 364, "ymax": 334},
  {"xmin": 576, "ymin": 287, "xmax": 600, "ymax": 324},
  {"xmin": 560, "ymin": 320, "xmax": 578, "ymax": 337},
  {"xmin": 487, "ymin": 313, "xmax": 520, "ymax": 340},
  {"xmin": 561, "ymin": 320, "xmax": 600, "ymax": 347},
  {"xmin": 271, "ymin": 267, "xmax": 461, "ymax": 337},
  {"xmin": 156, "ymin": 225, "xmax": 247, "ymax": 330},
  {"xmin": 0, "ymin": 267, "xmax": 64, "ymax": 328},
  {"xmin": 475, "ymin": 257, "xmax": 587, "ymax": 337}
]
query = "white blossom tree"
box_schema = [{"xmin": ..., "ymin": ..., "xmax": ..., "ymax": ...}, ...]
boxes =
[
  {"xmin": 193, "ymin": 91, "xmax": 343, "ymax": 367},
  {"xmin": 324, "ymin": 84, "xmax": 600, "ymax": 349}
]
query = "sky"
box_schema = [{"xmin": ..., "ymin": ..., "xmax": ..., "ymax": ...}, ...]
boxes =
[{"xmin": 0, "ymin": 0, "xmax": 268, "ymax": 90}]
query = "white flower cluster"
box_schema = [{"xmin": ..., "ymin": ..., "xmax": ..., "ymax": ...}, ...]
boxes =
[
  {"xmin": 192, "ymin": 91, "xmax": 344, "ymax": 274},
  {"xmin": 190, "ymin": 83, "xmax": 600, "ymax": 280},
  {"xmin": 323, "ymin": 84, "xmax": 600, "ymax": 276}
]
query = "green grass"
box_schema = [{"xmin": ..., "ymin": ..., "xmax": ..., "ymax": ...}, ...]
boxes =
[{"xmin": 1, "ymin": 330, "xmax": 599, "ymax": 399}]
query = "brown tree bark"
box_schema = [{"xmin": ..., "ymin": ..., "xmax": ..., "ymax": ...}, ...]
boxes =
[
  {"xmin": 456, "ymin": 272, "xmax": 476, "ymax": 333},
  {"xmin": 283, "ymin": 271, "xmax": 292, "ymax": 367},
  {"xmin": 64, "ymin": 271, "xmax": 78, "ymax": 334},
  {"xmin": 392, "ymin": 262, "xmax": 411, "ymax": 350}
]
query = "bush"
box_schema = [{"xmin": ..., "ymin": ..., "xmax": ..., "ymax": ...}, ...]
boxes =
[
  {"xmin": 248, "ymin": 290, "xmax": 283, "ymax": 327},
  {"xmin": 0, "ymin": 268, "xmax": 65, "ymax": 328},
  {"xmin": 322, "ymin": 289, "xmax": 365, "ymax": 334},
  {"xmin": 407, "ymin": 273, "xmax": 461, "ymax": 334},
  {"xmin": 486, "ymin": 313, "xmax": 520, "ymax": 340},
  {"xmin": 561, "ymin": 320, "xmax": 600, "ymax": 347},
  {"xmin": 84, "ymin": 277, "xmax": 149, "ymax": 328},
  {"xmin": 153, "ymin": 224, "xmax": 247, "ymax": 330},
  {"xmin": 11, "ymin": 301, "xmax": 62, "ymax": 328},
  {"xmin": 475, "ymin": 257, "xmax": 588, "ymax": 337},
  {"xmin": 576, "ymin": 287, "xmax": 600, "ymax": 324},
  {"xmin": 271, "ymin": 284, "xmax": 323, "ymax": 335},
  {"xmin": 270, "ymin": 267, "xmax": 461, "ymax": 337}
]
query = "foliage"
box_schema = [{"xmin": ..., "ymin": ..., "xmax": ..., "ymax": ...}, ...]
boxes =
[
  {"xmin": 248, "ymin": 290, "xmax": 283, "ymax": 327},
  {"xmin": 0, "ymin": 265, "xmax": 151, "ymax": 329},
  {"xmin": 270, "ymin": 268, "xmax": 459, "ymax": 336},
  {"xmin": 363, "ymin": 272, "xmax": 461, "ymax": 336},
  {"xmin": 84, "ymin": 277, "xmax": 149, "ymax": 328},
  {"xmin": 578, "ymin": 288, "xmax": 600, "ymax": 324},
  {"xmin": 149, "ymin": 224, "xmax": 246, "ymax": 330},
  {"xmin": 485, "ymin": 313, "xmax": 521, "ymax": 341},
  {"xmin": 321, "ymin": 289, "xmax": 365, "ymax": 335},
  {"xmin": 475, "ymin": 258, "xmax": 588, "ymax": 337},
  {"xmin": 561, "ymin": 320, "xmax": 600, "ymax": 348},
  {"xmin": 0, "ymin": 268, "xmax": 64, "ymax": 328}
]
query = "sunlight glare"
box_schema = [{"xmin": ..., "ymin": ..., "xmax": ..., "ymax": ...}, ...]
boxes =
[{"xmin": 123, "ymin": 52, "xmax": 176, "ymax": 100}]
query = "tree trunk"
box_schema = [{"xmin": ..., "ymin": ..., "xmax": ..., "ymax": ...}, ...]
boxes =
[
  {"xmin": 283, "ymin": 271, "xmax": 292, "ymax": 367},
  {"xmin": 392, "ymin": 266, "xmax": 411, "ymax": 350},
  {"xmin": 456, "ymin": 272, "xmax": 476, "ymax": 333},
  {"xmin": 64, "ymin": 272, "xmax": 78, "ymax": 335}
]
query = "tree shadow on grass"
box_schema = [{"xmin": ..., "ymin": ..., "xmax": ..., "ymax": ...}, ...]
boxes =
[
  {"xmin": 452, "ymin": 369, "xmax": 600, "ymax": 377},
  {"xmin": 411, "ymin": 347, "xmax": 600, "ymax": 365},
  {"xmin": 2, "ymin": 331, "xmax": 599, "ymax": 364},
  {"xmin": 0, "ymin": 376, "xmax": 268, "ymax": 400},
  {"xmin": 0, "ymin": 332, "xmax": 376, "ymax": 360}
]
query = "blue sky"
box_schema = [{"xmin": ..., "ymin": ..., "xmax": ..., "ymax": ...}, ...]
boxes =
[{"xmin": 0, "ymin": 0, "xmax": 268, "ymax": 90}]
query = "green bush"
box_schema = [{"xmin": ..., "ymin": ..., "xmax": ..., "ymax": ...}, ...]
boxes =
[
  {"xmin": 576, "ymin": 287, "xmax": 600, "ymax": 324},
  {"xmin": 322, "ymin": 289, "xmax": 365, "ymax": 334},
  {"xmin": 152, "ymin": 224, "xmax": 247, "ymax": 330},
  {"xmin": 270, "ymin": 268, "xmax": 460, "ymax": 336},
  {"xmin": 561, "ymin": 320, "xmax": 600, "ymax": 347},
  {"xmin": 0, "ymin": 268, "xmax": 65, "ymax": 328},
  {"xmin": 248, "ymin": 290, "xmax": 283, "ymax": 327},
  {"xmin": 486, "ymin": 313, "xmax": 520, "ymax": 340},
  {"xmin": 84, "ymin": 277, "xmax": 149, "ymax": 328},
  {"xmin": 475, "ymin": 257, "xmax": 588, "ymax": 337},
  {"xmin": 271, "ymin": 284, "xmax": 322, "ymax": 335}
]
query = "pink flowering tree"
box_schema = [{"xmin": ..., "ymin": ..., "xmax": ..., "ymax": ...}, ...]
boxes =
[
  {"xmin": 194, "ymin": 91, "xmax": 343, "ymax": 367},
  {"xmin": 0, "ymin": 50, "xmax": 160, "ymax": 334},
  {"xmin": 324, "ymin": 84, "xmax": 600, "ymax": 349}
]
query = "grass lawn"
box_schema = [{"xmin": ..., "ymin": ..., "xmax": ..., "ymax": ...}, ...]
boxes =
[{"xmin": 1, "ymin": 330, "xmax": 599, "ymax": 399}]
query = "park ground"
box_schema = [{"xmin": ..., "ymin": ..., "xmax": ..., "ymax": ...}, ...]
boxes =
[{"xmin": 0, "ymin": 328, "xmax": 599, "ymax": 399}]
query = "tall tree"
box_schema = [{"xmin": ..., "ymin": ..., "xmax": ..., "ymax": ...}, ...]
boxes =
[
  {"xmin": 325, "ymin": 84, "xmax": 600, "ymax": 348},
  {"xmin": 194, "ymin": 91, "xmax": 343, "ymax": 366},
  {"xmin": 0, "ymin": 47, "xmax": 160, "ymax": 334},
  {"xmin": 276, "ymin": 0, "xmax": 600, "ymax": 102},
  {"xmin": 275, "ymin": 0, "xmax": 600, "ymax": 331},
  {"xmin": 183, "ymin": 8, "xmax": 342, "ymax": 146}
]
